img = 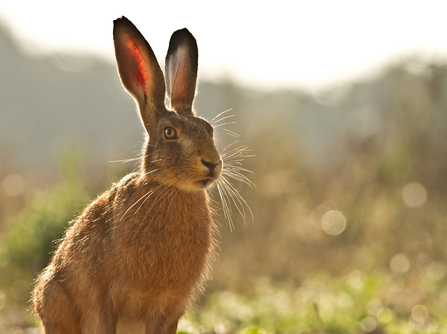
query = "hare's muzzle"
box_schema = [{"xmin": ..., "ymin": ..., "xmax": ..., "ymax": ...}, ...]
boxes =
[
  {"xmin": 201, "ymin": 159, "xmax": 220, "ymax": 172},
  {"xmin": 197, "ymin": 158, "xmax": 222, "ymax": 188}
]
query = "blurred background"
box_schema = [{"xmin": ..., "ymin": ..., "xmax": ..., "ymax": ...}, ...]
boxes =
[{"xmin": 1, "ymin": 1, "xmax": 447, "ymax": 333}]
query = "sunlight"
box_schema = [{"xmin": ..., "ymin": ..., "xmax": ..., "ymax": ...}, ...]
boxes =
[
  {"xmin": 2, "ymin": 1, "xmax": 447, "ymax": 90},
  {"xmin": 402, "ymin": 182, "xmax": 427, "ymax": 208},
  {"xmin": 390, "ymin": 253, "xmax": 410, "ymax": 274},
  {"xmin": 411, "ymin": 304, "xmax": 429, "ymax": 322},
  {"xmin": 2, "ymin": 174, "xmax": 26, "ymax": 197},
  {"xmin": 321, "ymin": 210, "xmax": 346, "ymax": 235}
]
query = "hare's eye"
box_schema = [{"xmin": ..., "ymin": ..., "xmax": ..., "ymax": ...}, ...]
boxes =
[{"xmin": 164, "ymin": 127, "xmax": 177, "ymax": 140}]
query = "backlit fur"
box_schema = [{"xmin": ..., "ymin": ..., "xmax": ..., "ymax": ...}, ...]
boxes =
[{"xmin": 31, "ymin": 17, "xmax": 223, "ymax": 334}]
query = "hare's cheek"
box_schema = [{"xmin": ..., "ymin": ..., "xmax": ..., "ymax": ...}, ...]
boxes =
[{"xmin": 179, "ymin": 137, "xmax": 195, "ymax": 154}]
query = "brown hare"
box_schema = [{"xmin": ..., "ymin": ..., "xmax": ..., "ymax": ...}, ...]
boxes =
[{"xmin": 31, "ymin": 16, "xmax": 251, "ymax": 334}]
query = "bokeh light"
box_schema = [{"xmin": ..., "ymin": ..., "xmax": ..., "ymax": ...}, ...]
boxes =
[
  {"xmin": 361, "ymin": 316, "xmax": 377, "ymax": 332},
  {"xmin": 402, "ymin": 182, "xmax": 427, "ymax": 208},
  {"xmin": 321, "ymin": 210, "xmax": 346, "ymax": 235},
  {"xmin": 2, "ymin": 174, "xmax": 26, "ymax": 197},
  {"xmin": 426, "ymin": 261, "xmax": 447, "ymax": 280},
  {"xmin": 411, "ymin": 304, "xmax": 429, "ymax": 322},
  {"xmin": 390, "ymin": 253, "xmax": 410, "ymax": 274},
  {"xmin": 367, "ymin": 299, "xmax": 384, "ymax": 316}
]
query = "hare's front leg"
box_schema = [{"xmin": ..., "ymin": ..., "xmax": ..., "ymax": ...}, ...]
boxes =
[
  {"xmin": 162, "ymin": 320, "xmax": 180, "ymax": 334},
  {"xmin": 34, "ymin": 279, "xmax": 82, "ymax": 334},
  {"xmin": 99, "ymin": 304, "xmax": 117, "ymax": 334},
  {"xmin": 145, "ymin": 314, "xmax": 180, "ymax": 334},
  {"xmin": 78, "ymin": 296, "xmax": 116, "ymax": 334}
]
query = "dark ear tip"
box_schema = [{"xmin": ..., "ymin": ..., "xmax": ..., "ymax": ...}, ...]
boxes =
[
  {"xmin": 175, "ymin": 28, "xmax": 191, "ymax": 34},
  {"xmin": 168, "ymin": 28, "xmax": 197, "ymax": 57},
  {"xmin": 171, "ymin": 28, "xmax": 195, "ymax": 41},
  {"xmin": 113, "ymin": 16, "xmax": 132, "ymax": 28}
]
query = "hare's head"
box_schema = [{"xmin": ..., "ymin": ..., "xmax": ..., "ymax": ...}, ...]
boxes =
[{"xmin": 113, "ymin": 17, "xmax": 221, "ymax": 192}]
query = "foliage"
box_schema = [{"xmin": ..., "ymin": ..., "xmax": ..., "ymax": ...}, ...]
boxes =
[
  {"xmin": 0, "ymin": 144, "xmax": 91, "ymax": 328},
  {"xmin": 209, "ymin": 59, "xmax": 447, "ymax": 287},
  {"xmin": 1, "ymin": 58, "xmax": 447, "ymax": 332},
  {"xmin": 181, "ymin": 270, "xmax": 447, "ymax": 334}
]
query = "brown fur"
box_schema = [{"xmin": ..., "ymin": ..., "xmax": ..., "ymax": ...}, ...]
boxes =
[{"xmin": 31, "ymin": 17, "xmax": 222, "ymax": 334}]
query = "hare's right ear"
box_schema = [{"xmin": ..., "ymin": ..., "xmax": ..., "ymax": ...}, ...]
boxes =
[
  {"xmin": 113, "ymin": 17, "xmax": 166, "ymax": 131},
  {"xmin": 165, "ymin": 28, "xmax": 198, "ymax": 115}
]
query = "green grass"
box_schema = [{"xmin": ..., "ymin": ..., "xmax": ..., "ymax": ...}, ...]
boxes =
[
  {"xmin": 178, "ymin": 270, "xmax": 447, "ymax": 334},
  {"xmin": 1, "ymin": 269, "xmax": 446, "ymax": 334}
]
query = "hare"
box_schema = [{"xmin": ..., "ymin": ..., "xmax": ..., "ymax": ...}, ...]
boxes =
[{"xmin": 31, "ymin": 16, "xmax": 236, "ymax": 334}]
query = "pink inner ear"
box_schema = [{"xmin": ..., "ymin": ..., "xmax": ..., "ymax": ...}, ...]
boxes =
[
  {"xmin": 125, "ymin": 34, "xmax": 148, "ymax": 97},
  {"xmin": 173, "ymin": 65, "xmax": 189, "ymax": 100}
]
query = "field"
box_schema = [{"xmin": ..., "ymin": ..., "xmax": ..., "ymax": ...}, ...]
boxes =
[{"xmin": 1, "ymin": 56, "xmax": 447, "ymax": 333}]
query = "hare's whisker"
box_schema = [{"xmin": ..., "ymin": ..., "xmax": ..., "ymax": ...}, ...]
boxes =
[
  {"xmin": 132, "ymin": 184, "xmax": 170, "ymax": 241},
  {"xmin": 211, "ymin": 108, "xmax": 233, "ymax": 123},
  {"xmin": 212, "ymin": 114, "xmax": 235, "ymax": 124},
  {"xmin": 120, "ymin": 188, "xmax": 155, "ymax": 222},
  {"xmin": 109, "ymin": 157, "xmax": 141, "ymax": 163},
  {"xmin": 216, "ymin": 179, "xmax": 234, "ymax": 231},
  {"xmin": 214, "ymin": 122, "xmax": 236, "ymax": 129},
  {"xmin": 135, "ymin": 185, "xmax": 162, "ymax": 214},
  {"xmin": 142, "ymin": 176, "xmax": 173, "ymax": 218},
  {"xmin": 142, "ymin": 168, "xmax": 160, "ymax": 177},
  {"xmin": 222, "ymin": 170, "xmax": 255, "ymax": 187},
  {"xmin": 221, "ymin": 145, "xmax": 251, "ymax": 157},
  {"xmin": 219, "ymin": 176, "xmax": 249, "ymax": 221},
  {"xmin": 222, "ymin": 129, "xmax": 240, "ymax": 138},
  {"xmin": 145, "ymin": 186, "xmax": 176, "ymax": 227},
  {"xmin": 222, "ymin": 178, "xmax": 247, "ymax": 222},
  {"xmin": 221, "ymin": 141, "xmax": 243, "ymax": 153}
]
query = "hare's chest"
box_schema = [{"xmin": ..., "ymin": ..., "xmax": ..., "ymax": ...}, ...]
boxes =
[
  {"xmin": 116, "ymin": 211, "xmax": 213, "ymax": 279},
  {"xmin": 145, "ymin": 215, "xmax": 212, "ymax": 277},
  {"xmin": 111, "ymin": 216, "xmax": 212, "ymax": 319},
  {"xmin": 112, "ymin": 188, "xmax": 213, "ymax": 293}
]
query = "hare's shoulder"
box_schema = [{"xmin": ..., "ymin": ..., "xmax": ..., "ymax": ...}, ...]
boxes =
[
  {"xmin": 62, "ymin": 173, "xmax": 142, "ymax": 244},
  {"xmin": 82, "ymin": 172, "xmax": 144, "ymax": 212}
]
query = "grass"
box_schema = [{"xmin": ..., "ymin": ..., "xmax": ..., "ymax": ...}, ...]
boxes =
[
  {"xmin": 178, "ymin": 269, "xmax": 447, "ymax": 334},
  {"xmin": 1, "ymin": 269, "xmax": 446, "ymax": 334},
  {"xmin": 2, "ymin": 67, "xmax": 447, "ymax": 334}
]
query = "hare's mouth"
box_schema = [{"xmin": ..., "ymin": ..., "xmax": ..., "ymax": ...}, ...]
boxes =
[{"xmin": 197, "ymin": 178, "xmax": 214, "ymax": 188}]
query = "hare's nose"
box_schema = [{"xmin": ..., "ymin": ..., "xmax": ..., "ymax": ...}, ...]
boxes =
[{"xmin": 201, "ymin": 159, "xmax": 220, "ymax": 171}]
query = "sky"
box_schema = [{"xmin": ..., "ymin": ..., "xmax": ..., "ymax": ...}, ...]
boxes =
[{"xmin": 1, "ymin": 0, "xmax": 447, "ymax": 92}]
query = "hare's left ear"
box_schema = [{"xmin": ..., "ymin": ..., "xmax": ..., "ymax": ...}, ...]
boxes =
[
  {"xmin": 165, "ymin": 28, "xmax": 198, "ymax": 116},
  {"xmin": 113, "ymin": 17, "xmax": 168, "ymax": 134}
]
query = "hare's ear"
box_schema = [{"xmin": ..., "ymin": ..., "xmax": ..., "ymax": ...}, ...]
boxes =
[
  {"xmin": 165, "ymin": 28, "xmax": 198, "ymax": 116},
  {"xmin": 113, "ymin": 17, "xmax": 166, "ymax": 130}
]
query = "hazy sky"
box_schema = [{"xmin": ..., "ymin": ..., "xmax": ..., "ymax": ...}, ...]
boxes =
[{"xmin": 1, "ymin": 0, "xmax": 447, "ymax": 91}]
